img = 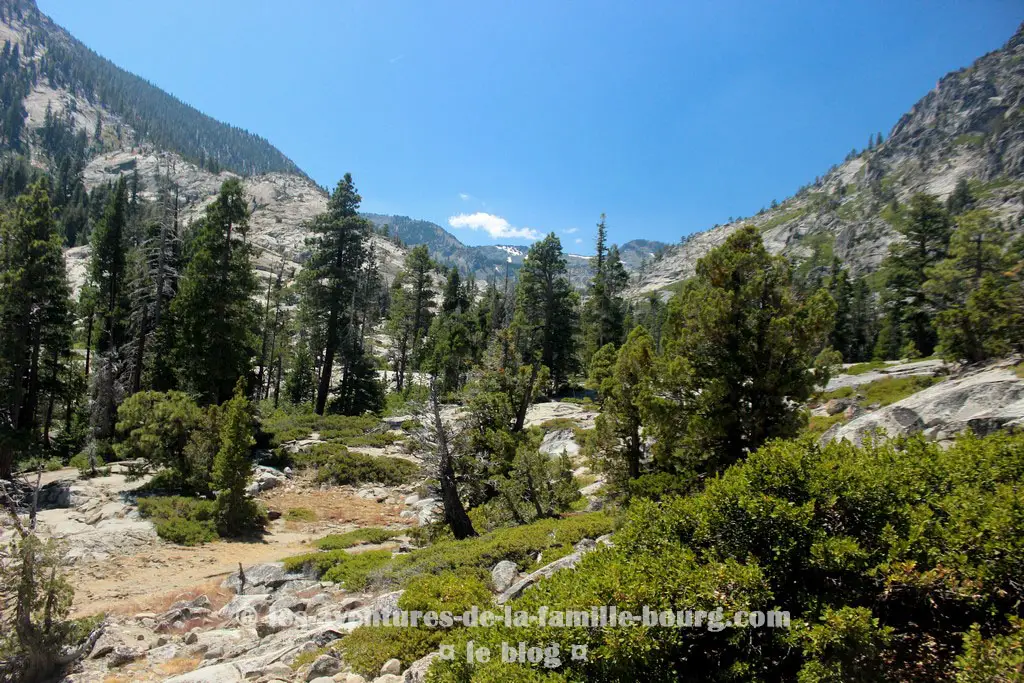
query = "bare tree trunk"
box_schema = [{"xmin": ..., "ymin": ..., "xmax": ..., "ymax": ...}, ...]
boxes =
[{"xmin": 430, "ymin": 380, "xmax": 476, "ymax": 539}]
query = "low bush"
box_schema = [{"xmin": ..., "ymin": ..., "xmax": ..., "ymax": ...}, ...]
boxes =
[
  {"xmin": 295, "ymin": 443, "xmax": 419, "ymax": 486},
  {"xmin": 259, "ymin": 407, "xmax": 380, "ymax": 448},
  {"xmin": 377, "ymin": 512, "xmax": 615, "ymax": 587},
  {"xmin": 429, "ymin": 431, "xmax": 1024, "ymax": 682},
  {"xmin": 626, "ymin": 471, "xmax": 695, "ymax": 501},
  {"xmin": 338, "ymin": 625, "xmax": 444, "ymax": 679},
  {"xmin": 16, "ymin": 456, "xmax": 65, "ymax": 473},
  {"xmin": 283, "ymin": 548, "xmax": 392, "ymax": 590},
  {"xmin": 399, "ymin": 570, "xmax": 492, "ymax": 615},
  {"xmin": 137, "ymin": 496, "xmax": 218, "ymax": 545},
  {"xmin": 316, "ymin": 527, "xmax": 401, "ymax": 549}
]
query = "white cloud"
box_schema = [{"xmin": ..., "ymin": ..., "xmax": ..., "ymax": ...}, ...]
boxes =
[
  {"xmin": 575, "ymin": 238, "xmax": 583, "ymax": 244},
  {"xmin": 448, "ymin": 212, "xmax": 541, "ymax": 241},
  {"xmin": 459, "ymin": 192, "xmax": 470, "ymax": 201},
  {"xmin": 564, "ymin": 227, "xmax": 579, "ymax": 234}
]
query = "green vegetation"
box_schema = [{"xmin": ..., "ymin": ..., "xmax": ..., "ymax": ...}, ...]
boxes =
[
  {"xmin": 338, "ymin": 626, "xmax": 445, "ymax": 679},
  {"xmin": 285, "ymin": 512, "xmax": 614, "ymax": 591},
  {"xmin": 757, "ymin": 205, "xmax": 809, "ymax": 232},
  {"xmin": 283, "ymin": 548, "xmax": 392, "ymax": 589},
  {"xmin": 844, "ymin": 359, "xmax": 888, "ymax": 375},
  {"xmin": 806, "ymin": 375, "xmax": 942, "ymax": 437},
  {"xmin": 294, "ymin": 443, "xmax": 418, "ymax": 485},
  {"xmin": 137, "ymin": 496, "xmax": 218, "ymax": 546},
  {"xmin": 283, "ymin": 507, "xmax": 316, "ymax": 523},
  {"xmin": 315, "ymin": 527, "xmax": 402, "ymax": 549},
  {"xmin": 430, "ymin": 430, "xmax": 1024, "ymax": 682},
  {"xmin": 259, "ymin": 408, "xmax": 381, "ymax": 447},
  {"xmin": 952, "ymin": 132, "xmax": 985, "ymax": 147}
]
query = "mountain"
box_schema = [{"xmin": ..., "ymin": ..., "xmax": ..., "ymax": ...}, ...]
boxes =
[
  {"xmin": 364, "ymin": 213, "xmax": 667, "ymax": 287},
  {"xmin": 0, "ymin": 0, "xmax": 301, "ymax": 176},
  {"xmin": 630, "ymin": 22, "xmax": 1024, "ymax": 298}
]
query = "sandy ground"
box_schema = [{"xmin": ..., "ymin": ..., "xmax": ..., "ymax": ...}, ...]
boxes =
[{"xmin": 68, "ymin": 486, "xmax": 413, "ymax": 618}]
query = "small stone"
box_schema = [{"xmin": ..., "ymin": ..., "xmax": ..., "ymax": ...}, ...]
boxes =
[
  {"xmin": 380, "ymin": 658, "xmax": 402, "ymax": 675},
  {"xmin": 107, "ymin": 644, "xmax": 143, "ymax": 667},
  {"xmin": 306, "ymin": 654, "xmax": 342, "ymax": 680},
  {"xmin": 491, "ymin": 560, "xmax": 518, "ymax": 593}
]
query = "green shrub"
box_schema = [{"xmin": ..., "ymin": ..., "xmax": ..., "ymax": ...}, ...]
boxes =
[
  {"xmin": 258, "ymin": 407, "xmax": 381, "ymax": 448},
  {"xmin": 954, "ymin": 617, "xmax": 1024, "ymax": 682},
  {"xmin": 284, "ymin": 507, "xmax": 316, "ymax": 522},
  {"xmin": 338, "ymin": 626, "xmax": 444, "ymax": 679},
  {"xmin": 295, "ymin": 443, "xmax": 418, "ymax": 485},
  {"xmin": 537, "ymin": 417, "xmax": 578, "ymax": 433},
  {"xmin": 398, "ymin": 570, "xmax": 492, "ymax": 615},
  {"xmin": 316, "ymin": 527, "xmax": 401, "ymax": 549},
  {"xmin": 283, "ymin": 548, "xmax": 392, "ymax": 590},
  {"xmin": 430, "ymin": 431, "xmax": 1024, "ymax": 682},
  {"xmin": 400, "ymin": 419, "xmax": 420, "ymax": 431},
  {"xmin": 378, "ymin": 513, "xmax": 616, "ymax": 587},
  {"xmin": 626, "ymin": 471, "xmax": 695, "ymax": 501},
  {"xmin": 137, "ymin": 496, "xmax": 218, "ymax": 545},
  {"xmin": 16, "ymin": 456, "xmax": 65, "ymax": 473}
]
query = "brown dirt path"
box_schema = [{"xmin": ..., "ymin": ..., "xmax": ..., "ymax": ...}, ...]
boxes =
[{"xmin": 69, "ymin": 487, "xmax": 412, "ymax": 618}]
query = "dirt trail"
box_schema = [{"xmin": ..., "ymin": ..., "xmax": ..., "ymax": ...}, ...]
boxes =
[{"xmin": 69, "ymin": 487, "xmax": 411, "ymax": 618}]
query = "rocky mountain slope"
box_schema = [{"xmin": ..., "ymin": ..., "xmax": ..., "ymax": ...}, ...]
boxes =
[{"xmin": 630, "ymin": 21, "xmax": 1024, "ymax": 298}]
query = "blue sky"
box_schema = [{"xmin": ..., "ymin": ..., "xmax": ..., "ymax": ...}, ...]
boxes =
[{"xmin": 40, "ymin": 1, "xmax": 1023, "ymax": 251}]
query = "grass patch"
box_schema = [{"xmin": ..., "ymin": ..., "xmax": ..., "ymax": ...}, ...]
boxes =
[
  {"xmin": 283, "ymin": 507, "xmax": 316, "ymax": 522},
  {"xmin": 295, "ymin": 443, "xmax": 419, "ymax": 486},
  {"xmin": 537, "ymin": 417, "xmax": 579, "ymax": 433},
  {"xmin": 316, "ymin": 527, "xmax": 402, "ymax": 549},
  {"xmin": 859, "ymin": 375, "xmax": 940, "ymax": 407},
  {"xmin": 137, "ymin": 496, "xmax": 218, "ymax": 545},
  {"xmin": 805, "ymin": 413, "xmax": 848, "ymax": 438},
  {"xmin": 1013, "ymin": 362, "xmax": 1024, "ymax": 379},
  {"xmin": 844, "ymin": 360, "xmax": 888, "ymax": 375}
]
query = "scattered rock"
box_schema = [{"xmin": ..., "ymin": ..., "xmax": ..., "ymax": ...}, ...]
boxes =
[
  {"xmin": 164, "ymin": 661, "xmax": 243, "ymax": 682},
  {"xmin": 404, "ymin": 652, "xmax": 438, "ymax": 683},
  {"xmin": 381, "ymin": 657, "xmax": 402, "ymax": 675},
  {"xmin": 306, "ymin": 653, "xmax": 342, "ymax": 680},
  {"xmin": 491, "ymin": 560, "xmax": 519, "ymax": 593},
  {"xmin": 107, "ymin": 644, "xmax": 143, "ymax": 667}
]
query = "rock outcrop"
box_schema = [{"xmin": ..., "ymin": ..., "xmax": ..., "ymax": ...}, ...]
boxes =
[{"xmin": 825, "ymin": 363, "xmax": 1024, "ymax": 446}]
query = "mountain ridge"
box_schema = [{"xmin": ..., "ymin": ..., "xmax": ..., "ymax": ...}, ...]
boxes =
[{"xmin": 629, "ymin": 21, "xmax": 1024, "ymax": 298}]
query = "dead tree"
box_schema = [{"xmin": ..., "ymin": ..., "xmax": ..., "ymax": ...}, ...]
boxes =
[
  {"xmin": 0, "ymin": 472, "xmax": 106, "ymax": 683},
  {"xmin": 427, "ymin": 379, "xmax": 477, "ymax": 540}
]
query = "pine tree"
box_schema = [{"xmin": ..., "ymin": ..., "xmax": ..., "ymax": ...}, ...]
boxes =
[
  {"xmin": 385, "ymin": 246, "xmax": 436, "ymax": 392},
  {"xmin": 0, "ymin": 178, "xmax": 72, "ymax": 478},
  {"xmin": 518, "ymin": 233, "xmax": 579, "ymax": 390},
  {"xmin": 647, "ymin": 226, "xmax": 836, "ymax": 475},
  {"xmin": 583, "ymin": 215, "xmax": 628, "ymax": 363},
  {"xmin": 212, "ymin": 379, "xmax": 264, "ymax": 535},
  {"xmin": 927, "ymin": 210, "xmax": 1022, "ymax": 362},
  {"xmin": 589, "ymin": 327, "xmax": 655, "ymax": 485},
  {"xmin": 298, "ymin": 174, "xmax": 372, "ymax": 414},
  {"xmin": 946, "ymin": 177, "xmax": 975, "ymax": 216},
  {"xmin": 171, "ymin": 178, "xmax": 258, "ymax": 404},
  {"xmin": 879, "ymin": 194, "xmax": 952, "ymax": 358}
]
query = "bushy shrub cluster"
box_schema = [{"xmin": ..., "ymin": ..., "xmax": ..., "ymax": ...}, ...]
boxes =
[
  {"xmin": 315, "ymin": 527, "xmax": 402, "ymax": 549},
  {"xmin": 429, "ymin": 431, "xmax": 1024, "ymax": 682},
  {"xmin": 136, "ymin": 496, "xmax": 218, "ymax": 545},
  {"xmin": 258, "ymin": 407, "xmax": 380, "ymax": 448},
  {"xmin": 294, "ymin": 443, "xmax": 419, "ymax": 486}
]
